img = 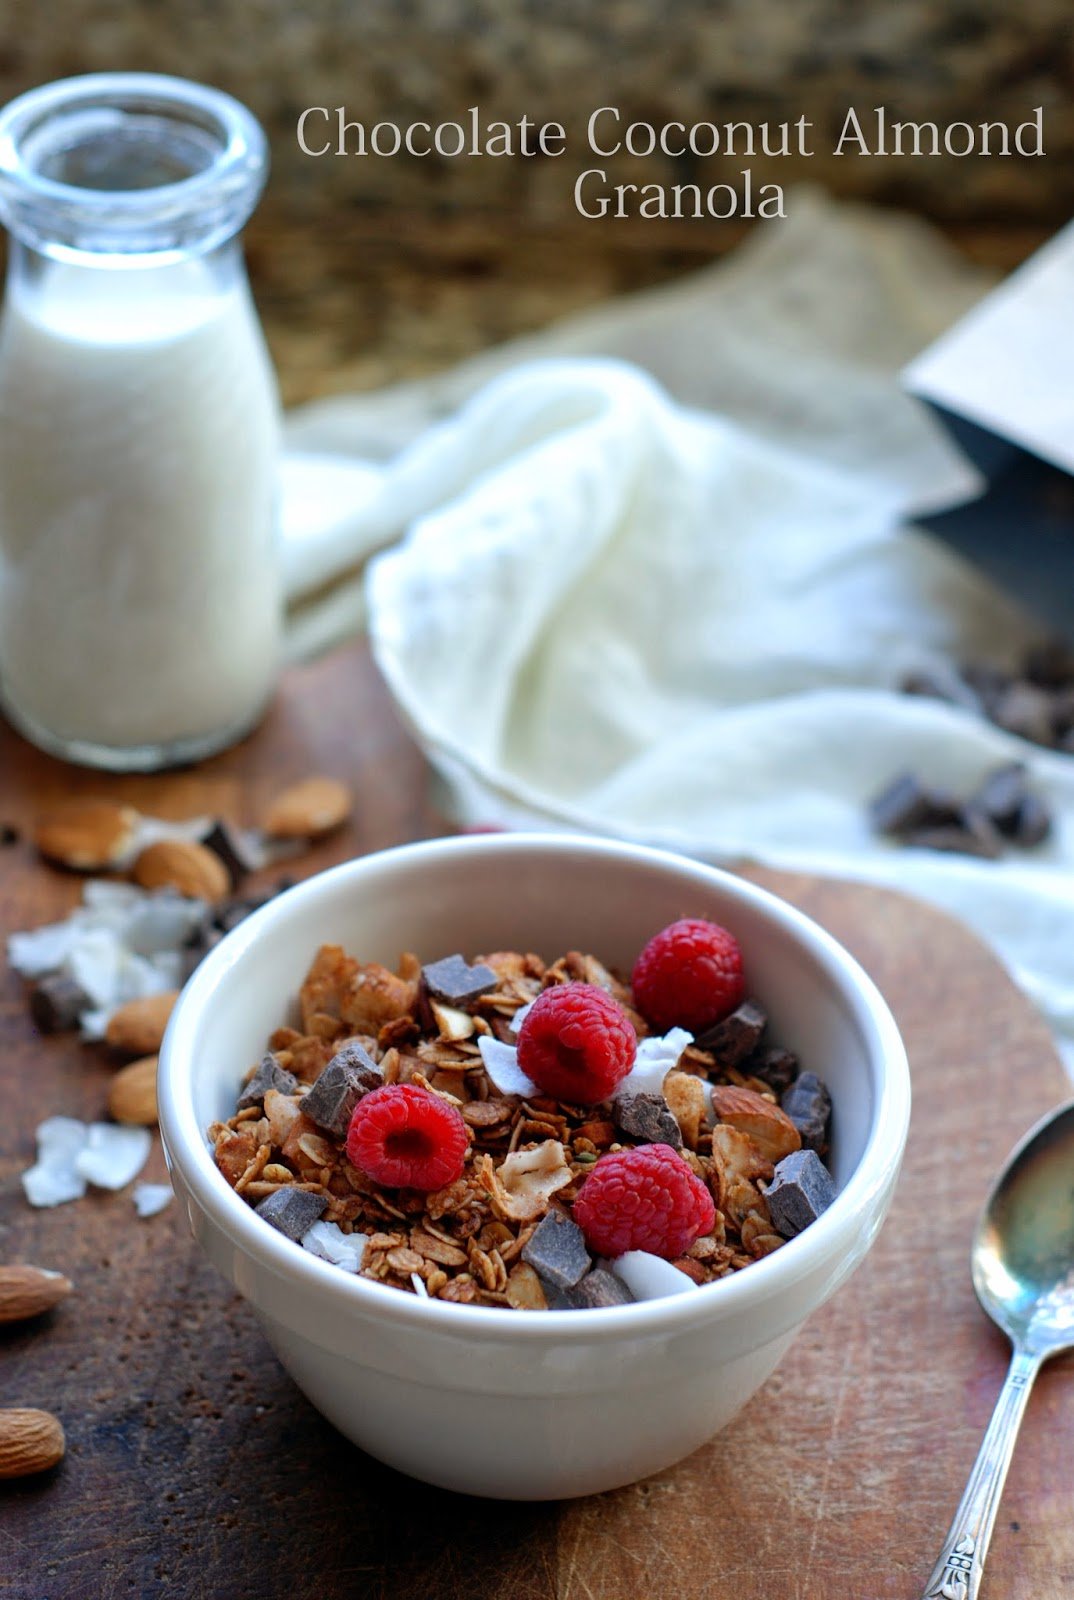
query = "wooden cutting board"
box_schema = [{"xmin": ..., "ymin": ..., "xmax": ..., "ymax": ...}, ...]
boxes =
[{"xmin": 0, "ymin": 642, "xmax": 1070, "ymax": 1600}]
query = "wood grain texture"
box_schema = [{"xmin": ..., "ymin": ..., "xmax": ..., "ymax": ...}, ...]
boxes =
[{"xmin": 0, "ymin": 642, "xmax": 1070, "ymax": 1600}]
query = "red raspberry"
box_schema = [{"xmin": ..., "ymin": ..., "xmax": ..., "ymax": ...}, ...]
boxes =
[
  {"xmin": 345, "ymin": 1083, "xmax": 468, "ymax": 1192},
  {"xmin": 573, "ymin": 1144, "xmax": 715, "ymax": 1260},
  {"xmin": 516, "ymin": 983, "xmax": 636, "ymax": 1105},
  {"xmin": 632, "ymin": 917, "xmax": 745, "ymax": 1033}
]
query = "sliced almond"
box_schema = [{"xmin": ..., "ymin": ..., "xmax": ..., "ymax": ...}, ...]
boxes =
[
  {"xmin": 0, "ymin": 1409, "xmax": 65, "ymax": 1479},
  {"xmin": 711, "ymin": 1084, "xmax": 801, "ymax": 1164},
  {"xmin": 105, "ymin": 992, "xmax": 179, "ymax": 1055},
  {"xmin": 132, "ymin": 838, "xmax": 229, "ymax": 902},
  {"xmin": 506, "ymin": 1262, "xmax": 549, "ymax": 1310},
  {"xmin": 263, "ymin": 776, "xmax": 351, "ymax": 839},
  {"xmin": 108, "ymin": 1055, "xmax": 159, "ymax": 1126},
  {"xmin": 664, "ymin": 1070, "xmax": 708, "ymax": 1150},
  {"xmin": 429, "ymin": 1000, "xmax": 475, "ymax": 1042},
  {"xmin": 0, "ymin": 1265, "xmax": 73, "ymax": 1324},
  {"xmin": 34, "ymin": 800, "xmax": 139, "ymax": 870}
]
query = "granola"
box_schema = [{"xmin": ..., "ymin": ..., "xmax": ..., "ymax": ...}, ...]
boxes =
[{"xmin": 210, "ymin": 930, "xmax": 836, "ymax": 1310}]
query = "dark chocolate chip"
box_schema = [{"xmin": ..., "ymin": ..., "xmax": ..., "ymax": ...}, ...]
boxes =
[
  {"xmin": 780, "ymin": 1071, "xmax": 832, "ymax": 1153},
  {"xmin": 1013, "ymin": 792, "xmax": 1052, "ymax": 847},
  {"xmin": 254, "ymin": 1187, "xmax": 327, "ymax": 1242},
  {"xmin": 546, "ymin": 1268, "xmax": 634, "ymax": 1309},
  {"xmin": 695, "ymin": 999, "xmax": 767, "ymax": 1063},
  {"xmin": 238, "ymin": 1053, "xmax": 300, "ymax": 1109},
  {"xmin": 522, "ymin": 1210, "xmax": 591, "ymax": 1290},
  {"xmin": 869, "ymin": 774, "xmax": 962, "ymax": 838},
  {"xmin": 199, "ymin": 819, "xmax": 262, "ymax": 887},
  {"xmin": 748, "ymin": 1048, "xmax": 799, "ymax": 1095},
  {"xmin": 971, "ymin": 762, "xmax": 1030, "ymax": 835},
  {"xmin": 614, "ymin": 1091, "xmax": 683, "ymax": 1150},
  {"xmin": 764, "ymin": 1149, "xmax": 836, "ymax": 1239},
  {"xmin": 300, "ymin": 1043, "xmax": 381, "ymax": 1137},
  {"xmin": 29, "ymin": 972, "xmax": 91, "ymax": 1033},
  {"xmin": 421, "ymin": 953, "xmax": 498, "ymax": 1005}
]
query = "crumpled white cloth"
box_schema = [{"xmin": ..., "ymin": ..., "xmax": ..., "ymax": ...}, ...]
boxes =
[{"xmin": 278, "ymin": 191, "xmax": 1074, "ymax": 1075}]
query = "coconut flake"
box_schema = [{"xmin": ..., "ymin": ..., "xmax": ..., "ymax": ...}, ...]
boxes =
[
  {"xmin": 74, "ymin": 1124, "xmax": 152, "ymax": 1191},
  {"xmin": 133, "ymin": 1182, "xmax": 173, "ymax": 1218},
  {"xmin": 8, "ymin": 921, "xmax": 80, "ymax": 979},
  {"xmin": 21, "ymin": 1116, "xmax": 92, "ymax": 1207},
  {"xmin": 481, "ymin": 1142, "xmax": 572, "ymax": 1223},
  {"xmin": 301, "ymin": 1220, "xmax": 367, "ymax": 1272},
  {"xmin": 410, "ymin": 1272, "xmax": 429, "ymax": 1298},
  {"xmin": 609, "ymin": 1250, "xmax": 700, "ymax": 1300},
  {"xmin": 477, "ymin": 1035, "xmax": 540, "ymax": 1099},
  {"xmin": 508, "ymin": 1000, "xmax": 535, "ymax": 1034},
  {"xmin": 614, "ymin": 1028, "xmax": 693, "ymax": 1101}
]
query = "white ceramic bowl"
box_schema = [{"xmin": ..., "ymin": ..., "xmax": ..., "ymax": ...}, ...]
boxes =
[{"xmin": 159, "ymin": 834, "xmax": 910, "ymax": 1500}]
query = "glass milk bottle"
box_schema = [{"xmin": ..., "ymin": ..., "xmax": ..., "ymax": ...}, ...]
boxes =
[{"xmin": 0, "ymin": 74, "xmax": 282, "ymax": 769}]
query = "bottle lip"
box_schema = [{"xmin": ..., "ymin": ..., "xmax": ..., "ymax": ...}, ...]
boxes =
[{"xmin": 0, "ymin": 72, "xmax": 268, "ymax": 262}]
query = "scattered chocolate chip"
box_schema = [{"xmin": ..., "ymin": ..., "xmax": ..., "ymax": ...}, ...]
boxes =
[
  {"xmin": 421, "ymin": 953, "xmax": 498, "ymax": 1006},
  {"xmin": 238, "ymin": 1052, "xmax": 300, "ymax": 1110},
  {"xmin": 1014, "ymin": 792, "xmax": 1052, "ymax": 847},
  {"xmin": 29, "ymin": 973, "xmax": 91, "ymax": 1033},
  {"xmin": 547, "ymin": 1268, "xmax": 634, "ymax": 1309},
  {"xmin": 780, "ymin": 1072, "xmax": 832, "ymax": 1153},
  {"xmin": 614, "ymin": 1091, "xmax": 683, "ymax": 1150},
  {"xmin": 764, "ymin": 1149, "xmax": 836, "ymax": 1239},
  {"xmin": 300, "ymin": 1043, "xmax": 381, "ymax": 1137},
  {"xmin": 199, "ymin": 819, "xmax": 263, "ymax": 887},
  {"xmin": 869, "ymin": 774, "xmax": 962, "ymax": 838},
  {"xmin": 254, "ymin": 1187, "xmax": 327, "ymax": 1242},
  {"xmin": 695, "ymin": 999, "xmax": 767, "ymax": 1063},
  {"xmin": 748, "ymin": 1048, "xmax": 799, "ymax": 1095},
  {"xmin": 521, "ymin": 1209, "xmax": 591, "ymax": 1290},
  {"xmin": 972, "ymin": 762, "xmax": 1030, "ymax": 835},
  {"xmin": 0, "ymin": 823, "xmax": 18, "ymax": 846},
  {"xmin": 991, "ymin": 682, "xmax": 1056, "ymax": 748}
]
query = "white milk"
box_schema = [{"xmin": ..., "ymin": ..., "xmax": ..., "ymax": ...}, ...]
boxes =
[{"xmin": 0, "ymin": 256, "xmax": 281, "ymax": 755}]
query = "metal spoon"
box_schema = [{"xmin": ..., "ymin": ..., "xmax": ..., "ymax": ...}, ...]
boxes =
[{"xmin": 920, "ymin": 1097, "xmax": 1074, "ymax": 1600}]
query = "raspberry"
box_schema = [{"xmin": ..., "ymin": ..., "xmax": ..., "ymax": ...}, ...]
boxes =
[
  {"xmin": 631, "ymin": 917, "xmax": 745, "ymax": 1033},
  {"xmin": 573, "ymin": 1144, "xmax": 716, "ymax": 1260},
  {"xmin": 345, "ymin": 1083, "xmax": 468, "ymax": 1192},
  {"xmin": 516, "ymin": 983, "xmax": 637, "ymax": 1105}
]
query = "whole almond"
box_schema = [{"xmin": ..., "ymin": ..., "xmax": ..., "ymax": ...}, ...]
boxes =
[
  {"xmin": 0, "ymin": 1409, "xmax": 65, "ymax": 1479},
  {"xmin": 34, "ymin": 800, "xmax": 139, "ymax": 870},
  {"xmin": 263, "ymin": 776, "xmax": 351, "ymax": 839},
  {"xmin": 0, "ymin": 1265, "xmax": 73, "ymax": 1324},
  {"xmin": 133, "ymin": 838, "xmax": 229, "ymax": 902},
  {"xmin": 711, "ymin": 1084, "xmax": 801, "ymax": 1163},
  {"xmin": 108, "ymin": 1055, "xmax": 159, "ymax": 1126},
  {"xmin": 106, "ymin": 992, "xmax": 179, "ymax": 1055}
]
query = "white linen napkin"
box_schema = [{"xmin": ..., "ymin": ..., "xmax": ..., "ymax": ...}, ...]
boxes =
[{"xmin": 278, "ymin": 190, "xmax": 1074, "ymax": 1075}]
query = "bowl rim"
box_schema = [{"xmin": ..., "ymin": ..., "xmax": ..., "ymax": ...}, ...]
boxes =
[{"xmin": 159, "ymin": 832, "xmax": 910, "ymax": 1342}]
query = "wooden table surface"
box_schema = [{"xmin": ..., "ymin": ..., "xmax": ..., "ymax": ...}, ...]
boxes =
[{"xmin": 1, "ymin": 641, "xmax": 1071, "ymax": 1600}]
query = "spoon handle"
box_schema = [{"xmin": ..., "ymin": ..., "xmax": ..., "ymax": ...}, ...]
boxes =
[{"xmin": 919, "ymin": 1346, "xmax": 1041, "ymax": 1599}]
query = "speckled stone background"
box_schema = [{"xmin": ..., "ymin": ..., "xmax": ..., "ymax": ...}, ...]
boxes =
[{"xmin": 1, "ymin": 1, "xmax": 1069, "ymax": 400}]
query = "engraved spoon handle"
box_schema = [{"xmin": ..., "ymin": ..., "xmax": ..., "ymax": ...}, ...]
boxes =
[{"xmin": 920, "ymin": 1346, "xmax": 1042, "ymax": 1600}]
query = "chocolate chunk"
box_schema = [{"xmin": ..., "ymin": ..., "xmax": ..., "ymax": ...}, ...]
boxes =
[
  {"xmin": 991, "ymin": 682, "xmax": 1056, "ymax": 748},
  {"xmin": 868, "ymin": 774, "xmax": 961, "ymax": 838},
  {"xmin": 254, "ymin": 1187, "xmax": 327, "ymax": 1242},
  {"xmin": 199, "ymin": 819, "xmax": 263, "ymax": 888},
  {"xmin": 238, "ymin": 1052, "xmax": 300, "ymax": 1109},
  {"xmin": 300, "ymin": 1043, "xmax": 381, "ymax": 1137},
  {"xmin": 972, "ymin": 762, "xmax": 1030, "ymax": 835},
  {"xmin": 748, "ymin": 1048, "xmax": 799, "ymax": 1095},
  {"xmin": 614, "ymin": 1091, "xmax": 683, "ymax": 1150},
  {"xmin": 1014, "ymin": 792, "xmax": 1052, "ymax": 847},
  {"xmin": 29, "ymin": 973, "xmax": 91, "ymax": 1033},
  {"xmin": 0, "ymin": 823, "xmax": 18, "ymax": 846},
  {"xmin": 421, "ymin": 953, "xmax": 498, "ymax": 1005},
  {"xmin": 764, "ymin": 1149, "xmax": 836, "ymax": 1239},
  {"xmin": 695, "ymin": 999, "xmax": 767, "ymax": 1063},
  {"xmin": 546, "ymin": 1269, "xmax": 634, "ymax": 1309},
  {"xmin": 780, "ymin": 1072, "xmax": 832, "ymax": 1153},
  {"xmin": 521, "ymin": 1210, "xmax": 591, "ymax": 1290}
]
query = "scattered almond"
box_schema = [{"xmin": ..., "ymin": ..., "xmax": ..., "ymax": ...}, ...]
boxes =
[
  {"xmin": 0, "ymin": 1409, "xmax": 65, "ymax": 1479},
  {"xmin": 108, "ymin": 1055, "xmax": 159, "ymax": 1126},
  {"xmin": 0, "ymin": 1265, "xmax": 73, "ymax": 1324},
  {"xmin": 263, "ymin": 776, "xmax": 351, "ymax": 839},
  {"xmin": 664, "ymin": 1070, "xmax": 708, "ymax": 1149},
  {"xmin": 34, "ymin": 799, "xmax": 139, "ymax": 871},
  {"xmin": 711, "ymin": 1084, "xmax": 801, "ymax": 1163},
  {"xmin": 105, "ymin": 992, "xmax": 179, "ymax": 1055},
  {"xmin": 132, "ymin": 837, "xmax": 229, "ymax": 902}
]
